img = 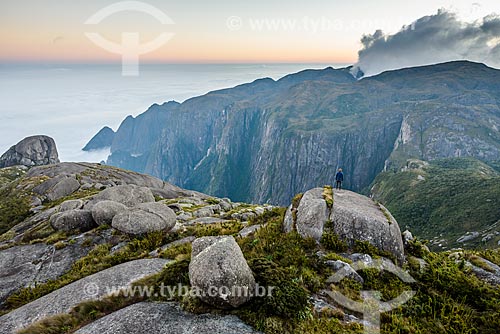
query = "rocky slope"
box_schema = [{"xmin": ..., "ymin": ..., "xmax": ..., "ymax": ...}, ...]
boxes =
[
  {"xmin": 1, "ymin": 155, "xmax": 500, "ymax": 333},
  {"xmin": 0, "ymin": 134, "xmax": 500, "ymax": 334},
  {"xmin": 86, "ymin": 61, "xmax": 500, "ymax": 205}
]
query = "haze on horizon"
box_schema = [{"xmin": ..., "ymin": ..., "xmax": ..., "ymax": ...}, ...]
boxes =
[{"xmin": 1, "ymin": 0, "xmax": 499, "ymax": 67}]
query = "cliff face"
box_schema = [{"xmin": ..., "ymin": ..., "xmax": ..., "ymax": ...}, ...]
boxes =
[{"xmin": 96, "ymin": 61, "xmax": 500, "ymax": 205}]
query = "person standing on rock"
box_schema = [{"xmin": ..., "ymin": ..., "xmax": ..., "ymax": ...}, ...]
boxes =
[{"xmin": 335, "ymin": 168, "xmax": 344, "ymax": 190}]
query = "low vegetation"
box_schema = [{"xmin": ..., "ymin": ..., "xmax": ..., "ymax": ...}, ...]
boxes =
[
  {"xmin": 3, "ymin": 177, "xmax": 500, "ymax": 334},
  {"xmin": 370, "ymin": 157, "xmax": 500, "ymax": 249},
  {"xmin": 322, "ymin": 185, "xmax": 333, "ymax": 209}
]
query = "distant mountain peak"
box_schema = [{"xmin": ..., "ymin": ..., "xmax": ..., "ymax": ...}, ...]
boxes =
[{"xmin": 82, "ymin": 126, "xmax": 115, "ymax": 152}]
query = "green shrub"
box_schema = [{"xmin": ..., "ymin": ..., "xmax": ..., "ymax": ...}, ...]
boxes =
[
  {"xmin": 320, "ymin": 232, "xmax": 348, "ymax": 252},
  {"xmin": 246, "ymin": 258, "xmax": 309, "ymax": 319},
  {"xmin": 322, "ymin": 186, "xmax": 334, "ymax": 209}
]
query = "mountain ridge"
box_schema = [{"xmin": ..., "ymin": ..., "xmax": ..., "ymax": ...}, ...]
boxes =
[{"xmin": 86, "ymin": 60, "xmax": 500, "ymax": 205}]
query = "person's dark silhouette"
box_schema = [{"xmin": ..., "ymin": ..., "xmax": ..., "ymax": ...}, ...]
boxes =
[{"xmin": 335, "ymin": 168, "xmax": 344, "ymax": 190}]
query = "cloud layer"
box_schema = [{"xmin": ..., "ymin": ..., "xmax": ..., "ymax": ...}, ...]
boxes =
[{"xmin": 353, "ymin": 10, "xmax": 500, "ymax": 77}]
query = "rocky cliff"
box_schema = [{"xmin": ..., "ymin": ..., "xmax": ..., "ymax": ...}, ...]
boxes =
[{"xmin": 87, "ymin": 61, "xmax": 500, "ymax": 205}]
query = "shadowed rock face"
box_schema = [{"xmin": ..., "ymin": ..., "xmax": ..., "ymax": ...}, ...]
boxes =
[{"xmin": 0, "ymin": 135, "xmax": 59, "ymax": 168}]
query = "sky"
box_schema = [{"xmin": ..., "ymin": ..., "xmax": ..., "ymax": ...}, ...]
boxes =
[{"xmin": 1, "ymin": 0, "xmax": 499, "ymax": 64}]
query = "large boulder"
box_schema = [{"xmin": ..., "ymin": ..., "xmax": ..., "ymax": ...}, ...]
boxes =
[
  {"xmin": 112, "ymin": 202, "xmax": 176, "ymax": 236},
  {"xmin": 91, "ymin": 200, "xmax": 128, "ymax": 226},
  {"xmin": 284, "ymin": 188, "xmax": 405, "ymax": 264},
  {"xmin": 50, "ymin": 209, "xmax": 97, "ymax": 232},
  {"xmin": 295, "ymin": 188, "xmax": 329, "ymax": 241},
  {"xmin": 0, "ymin": 259, "xmax": 169, "ymax": 334},
  {"xmin": 189, "ymin": 236, "xmax": 255, "ymax": 309},
  {"xmin": 33, "ymin": 175, "xmax": 81, "ymax": 202},
  {"xmin": 75, "ymin": 302, "xmax": 259, "ymax": 334},
  {"xmin": 0, "ymin": 135, "xmax": 59, "ymax": 168},
  {"xmin": 330, "ymin": 190, "xmax": 405, "ymax": 264},
  {"xmin": 58, "ymin": 199, "xmax": 85, "ymax": 212},
  {"xmin": 89, "ymin": 185, "xmax": 155, "ymax": 208}
]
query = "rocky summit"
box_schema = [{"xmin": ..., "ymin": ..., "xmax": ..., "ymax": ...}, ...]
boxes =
[
  {"xmin": 0, "ymin": 135, "xmax": 59, "ymax": 168},
  {"xmin": 1, "ymin": 154, "xmax": 499, "ymax": 333}
]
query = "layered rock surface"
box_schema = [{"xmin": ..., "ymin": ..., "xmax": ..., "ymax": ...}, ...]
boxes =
[
  {"xmin": 0, "ymin": 259, "xmax": 169, "ymax": 334},
  {"xmin": 75, "ymin": 302, "xmax": 260, "ymax": 334}
]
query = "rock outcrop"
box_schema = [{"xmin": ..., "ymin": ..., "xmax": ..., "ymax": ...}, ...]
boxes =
[
  {"xmin": 189, "ymin": 236, "xmax": 255, "ymax": 309},
  {"xmin": 0, "ymin": 259, "xmax": 169, "ymax": 334},
  {"xmin": 50, "ymin": 209, "xmax": 97, "ymax": 232},
  {"xmin": 33, "ymin": 175, "xmax": 81, "ymax": 202},
  {"xmin": 88, "ymin": 184, "xmax": 155, "ymax": 208},
  {"xmin": 91, "ymin": 200, "xmax": 128, "ymax": 226},
  {"xmin": 331, "ymin": 190, "xmax": 405, "ymax": 264},
  {"xmin": 112, "ymin": 202, "xmax": 176, "ymax": 236},
  {"xmin": 0, "ymin": 135, "xmax": 59, "ymax": 168},
  {"xmin": 75, "ymin": 302, "xmax": 260, "ymax": 334},
  {"xmin": 295, "ymin": 188, "xmax": 329, "ymax": 241},
  {"xmin": 25, "ymin": 162, "xmax": 199, "ymax": 200},
  {"xmin": 284, "ymin": 188, "xmax": 405, "ymax": 264},
  {"xmin": 0, "ymin": 243, "xmax": 92, "ymax": 308}
]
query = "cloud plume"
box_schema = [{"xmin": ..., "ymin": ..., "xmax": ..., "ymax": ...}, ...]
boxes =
[{"xmin": 353, "ymin": 10, "xmax": 500, "ymax": 77}]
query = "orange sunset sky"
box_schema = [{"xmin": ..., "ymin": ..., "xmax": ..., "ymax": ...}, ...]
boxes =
[{"xmin": 1, "ymin": 0, "xmax": 498, "ymax": 64}]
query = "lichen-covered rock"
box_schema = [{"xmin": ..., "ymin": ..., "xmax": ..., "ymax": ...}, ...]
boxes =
[
  {"xmin": 189, "ymin": 236, "xmax": 255, "ymax": 309},
  {"xmin": 0, "ymin": 135, "xmax": 59, "ymax": 168},
  {"xmin": 33, "ymin": 175, "xmax": 81, "ymax": 202},
  {"xmin": 193, "ymin": 205, "xmax": 220, "ymax": 218},
  {"xmin": 282, "ymin": 205, "xmax": 294, "ymax": 233},
  {"xmin": 331, "ymin": 190, "xmax": 405, "ymax": 264},
  {"xmin": 74, "ymin": 302, "xmax": 260, "ymax": 334},
  {"xmin": 58, "ymin": 199, "xmax": 84, "ymax": 212},
  {"xmin": 91, "ymin": 200, "xmax": 128, "ymax": 226},
  {"xmin": 50, "ymin": 209, "xmax": 97, "ymax": 232},
  {"xmin": 219, "ymin": 199, "xmax": 232, "ymax": 212},
  {"xmin": 402, "ymin": 230, "xmax": 414, "ymax": 248},
  {"xmin": 89, "ymin": 185, "xmax": 155, "ymax": 208},
  {"xmin": 295, "ymin": 188, "xmax": 329, "ymax": 241},
  {"xmin": 112, "ymin": 202, "xmax": 176, "ymax": 236},
  {"xmin": 325, "ymin": 260, "xmax": 364, "ymax": 284},
  {"xmin": 238, "ymin": 224, "xmax": 263, "ymax": 238},
  {"xmin": 0, "ymin": 243, "xmax": 91, "ymax": 308}
]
